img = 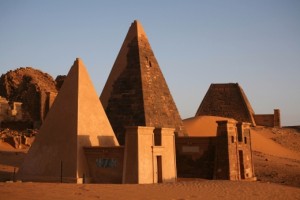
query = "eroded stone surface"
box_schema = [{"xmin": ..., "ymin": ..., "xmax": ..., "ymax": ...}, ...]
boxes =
[{"xmin": 100, "ymin": 20, "xmax": 186, "ymax": 144}]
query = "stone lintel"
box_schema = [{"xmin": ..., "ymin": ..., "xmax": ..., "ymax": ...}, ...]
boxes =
[
  {"xmin": 125, "ymin": 126, "xmax": 155, "ymax": 135},
  {"xmin": 155, "ymin": 127, "xmax": 175, "ymax": 136},
  {"xmin": 216, "ymin": 120, "xmax": 237, "ymax": 126}
]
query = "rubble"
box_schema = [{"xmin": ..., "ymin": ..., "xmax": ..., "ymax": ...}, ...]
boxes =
[{"xmin": 0, "ymin": 128, "xmax": 37, "ymax": 149}]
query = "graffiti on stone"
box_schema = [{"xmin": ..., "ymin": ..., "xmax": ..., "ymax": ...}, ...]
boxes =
[{"xmin": 96, "ymin": 158, "xmax": 118, "ymax": 168}]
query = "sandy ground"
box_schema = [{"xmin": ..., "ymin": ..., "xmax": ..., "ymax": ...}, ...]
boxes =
[
  {"xmin": 0, "ymin": 180, "xmax": 300, "ymax": 200},
  {"xmin": 1, "ymin": 124, "xmax": 300, "ymax": 199},
  {"xmin": 251, "ymin": 126, "xmax": 300, "ymax": 187}
]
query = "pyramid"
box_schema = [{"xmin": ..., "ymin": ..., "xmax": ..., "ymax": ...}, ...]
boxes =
[
  {"xmin": 100, "ymin": 20, "xmax": 186, "ymax": 144},
  {"xmin": 195, "ymin": 83, "xmax": 256, "ymax": 125},
  {"xmin": 17, "ymin": 58, "xmax": 119, "ymax": 183}
]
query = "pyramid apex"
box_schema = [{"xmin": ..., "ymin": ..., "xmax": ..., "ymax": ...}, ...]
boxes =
[
  {"xmin": 129, "ymin": 19, "xmax": 147, "ymax": 38},
  {"xmin": 74, "ymin": 57, "xmax": 83, "ymax": 65},
  {"xmin": 133, "ymin": 19, "xmax": 141, "ymax": 25}
]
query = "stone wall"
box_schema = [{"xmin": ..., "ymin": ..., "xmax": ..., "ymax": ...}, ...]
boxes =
[
  {"xmin": 254, "ymin": 109, "xmax": 281, "ymax": 128},
  {"xmin": 84, "ymin": 146, "xmax": 124, "ymax": 183},
  {"xmin": 0, "ymin": 96, "xmax": 23, "ymax": 122},
  {"xmin": 123, "ymin": 126, "xmax": 177, "ymax": 184},
  {"xmin": 253, "ymin": 114, "xmax": 274, "ymax": 127},
  {"xmin": 176, "ymin": 137, "xmax": 216, "ymax": 179}
]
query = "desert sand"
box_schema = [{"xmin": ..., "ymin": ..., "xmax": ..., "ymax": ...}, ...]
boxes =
[
  {"xmin": 1, "ymin": 123, "xmax": 300, "ymax": 199},
  {"xmin": 1, "ymin": 180, "xmax": 300, "ymax": 200}
]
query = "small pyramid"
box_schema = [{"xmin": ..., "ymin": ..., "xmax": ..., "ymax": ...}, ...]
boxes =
[
  {"xmin": 195, "ymin": 83, "xmax": 256, "ymax": 125},
  {"xmin": 17, "ymin": 58, "xmax": 119, "ymax": 183},
  {"xmin": 100, "ymin": 20, "xmax": 186, "ymax": 144}
]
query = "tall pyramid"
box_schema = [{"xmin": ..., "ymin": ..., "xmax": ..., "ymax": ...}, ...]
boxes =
[
  {"xmin": 100, "ymin": 20, "xmax": 186, "ymax": 144},
  {"xmin": 17, "ymin": 58, "xmax": 119, "ymax": 183},
  {"xmin": 195, "ymin": 83, "xmax": 256, "ymax": 125}
]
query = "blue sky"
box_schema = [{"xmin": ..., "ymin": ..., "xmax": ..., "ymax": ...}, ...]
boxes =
[{"xmin": 0, "ymin": 0, "xmax": 299, "ymax": 125}]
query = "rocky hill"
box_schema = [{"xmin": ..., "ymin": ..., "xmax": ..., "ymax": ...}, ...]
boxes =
[{"xmin": 0, "ymin": 67, "xmax": 58, "ymax": 123}]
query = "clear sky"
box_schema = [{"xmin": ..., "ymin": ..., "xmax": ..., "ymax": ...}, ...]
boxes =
[{"xmin": 0, "ymin": 0, "xmax": 299, "ymax": 126}]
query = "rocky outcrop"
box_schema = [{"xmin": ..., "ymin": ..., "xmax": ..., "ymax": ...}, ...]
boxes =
[{"xmin": 0, "ymin": 67, "xmax": 57, "ymax": 123}]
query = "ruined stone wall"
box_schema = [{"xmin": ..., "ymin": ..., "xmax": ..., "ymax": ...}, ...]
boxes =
[
  {"xmin": 253, "ymin": 114, "xmax": 274, "ymax": 127},
  {"xmin": 176, "ymin": 137, "xmax": 216, "ymax": 179},
  {"xmin": 196, "ymin": 83, "xmax": 256, "ymax": 125},
  {"xmin": 274, "ymin": 109, "xmax": 281, "ymax": 127},
  {"xmin": 253, "ymin": 109, "xmax": 281, "ymax": 128},
  {"xmin": 0, "ymin": 96, "xmax": 23, "ymax": 122},
  {"xmin": 0, "ymin": 96, "xmax": 11, "ymax": 121}
]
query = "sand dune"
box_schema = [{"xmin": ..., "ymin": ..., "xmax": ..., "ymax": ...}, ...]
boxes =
[
  {"xmin": 183, "ymin": 116, "xmax": 236, "ymax": 137},
  {"xmin": 251, "ymin": 128, "xmax": 300, "ymax": 160}
]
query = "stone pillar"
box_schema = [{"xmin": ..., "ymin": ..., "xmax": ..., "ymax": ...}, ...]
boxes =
[
  {"xmin": 214, "ymin": 120, "xmax": 239, "ymax": 180},
  {"xmin": 236, "ymin": 122, "xmax": 256, "ymax": 180},
  {"xmin": 273, "ymin": 109, "xmax": 281, "ymax": 128},
  {"xmin": 122, "ymin": 126, "xmax": 155, "ymax": 184},
  {"xmin": 159, "ymin": 128, "xmax": 177, "ymax": 182}
]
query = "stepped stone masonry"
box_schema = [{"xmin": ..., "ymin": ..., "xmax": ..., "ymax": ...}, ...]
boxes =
[
  {"xmin": 196, "ymin": 83, "xmax": 281, "ymax": 128},
  {"xmin": 100, "ymin": 20, "xmax": 186, "ymax": 144},
  {"xmin": 196, "ymin": 83, "xmax": 256, "ymax": 125}
]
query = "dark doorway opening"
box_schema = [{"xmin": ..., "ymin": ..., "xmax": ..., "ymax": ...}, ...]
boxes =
[
  {"xmin": 239, "ymin": 150, "xmax": 245, "ymax": 179},
  {"xmin": 156, "ymin": 156, "xmax": 163, "ymax": 183}
]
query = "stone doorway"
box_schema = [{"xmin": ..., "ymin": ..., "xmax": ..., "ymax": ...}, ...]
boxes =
[{"xmin": 239, "ymin": 150, "xmax": 245, "ymax": 179}]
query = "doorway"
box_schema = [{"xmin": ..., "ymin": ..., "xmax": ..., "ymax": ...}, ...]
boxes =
[
  {"xmin": 239, "ymin": 150, "xmax": 245, "ymax": 179},
  {"xmin": 156, "ymin": 156, "xmax": 163, "ymax": 183}
]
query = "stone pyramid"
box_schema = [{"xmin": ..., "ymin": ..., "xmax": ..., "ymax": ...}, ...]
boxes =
[
  {"xmin": 100, "ymin": 20, "xmax": 186, "ymax": 144},
  {"xmin": 195, "ymin": 83, "xmax": 256, "ymax": 125},
  {"xmin": 17, "ymin": 58, "xmax": 119, "ymax": 183}
]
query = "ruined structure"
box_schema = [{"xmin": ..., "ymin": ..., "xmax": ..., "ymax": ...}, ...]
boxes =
[
  {"xmin": 196, "ymin": 83, "xmax": 281, "ymax": 127},
  {"xmin": 0, "ymin": 96, "xmax": 23, "ymax": 122},
  {"xmin": 254, "ymin": 109, "xmax": 281, "ymax": 127},
  {"xmin": 17, "ymin": 58, "xmax": 119, "ymax": 183},
  {"xmin": 15, "ymin": 20, "xmax": 259, "ymax": 184},
  {"xmin": 0, "ymin": 67, "xmax": 58, "ymax": 127},
  {"xmin": 196, "ymin": 83, "xmax": 256, "ymax": 125},
  {"xmin": 100, "ymin": 20, "xmax": 186, "ymax": 144},
  {"xmin": 214, "ymin": 120, "xmax": 255, "ymax": 180},
  {"xmin": 176, "ymin": 117, "xmax": 256, "ymax": 181}
]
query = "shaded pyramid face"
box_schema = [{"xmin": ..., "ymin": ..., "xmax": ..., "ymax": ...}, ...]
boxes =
[
  {"xmin": 195, "ymin": 83, "xmax": 256, "ymax": 125},
  {"xmin": 17, "ymin": 58, "xmax": 118, "ymax": 183},
  {"xmin": 100, "ymin": 20, "xmax": 186, "ymax": 144}
]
